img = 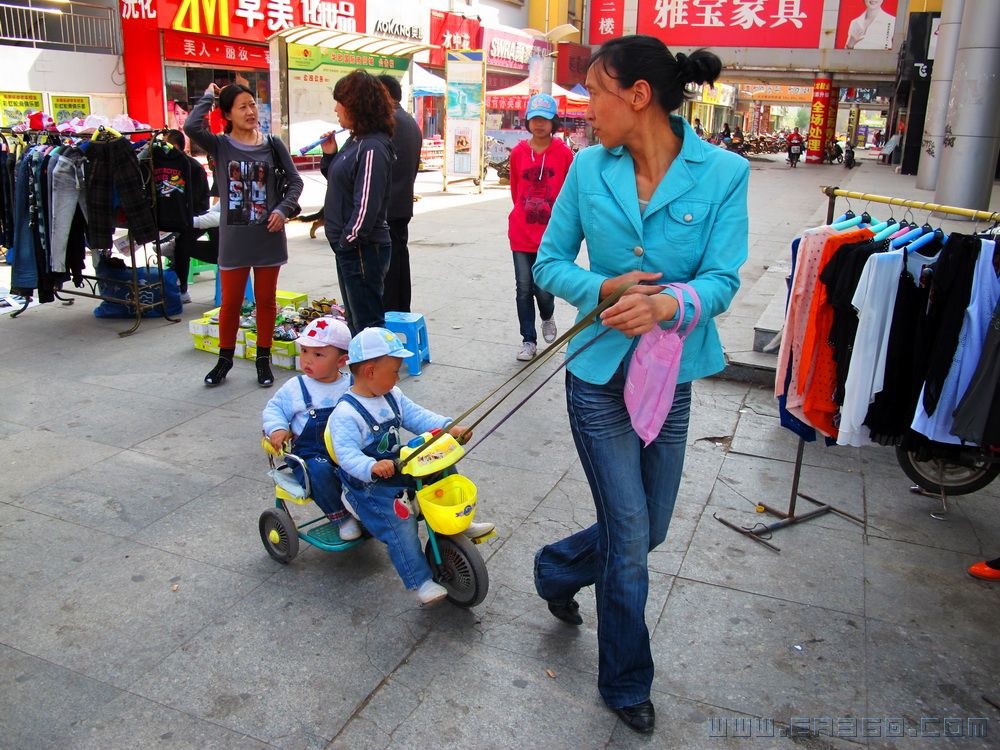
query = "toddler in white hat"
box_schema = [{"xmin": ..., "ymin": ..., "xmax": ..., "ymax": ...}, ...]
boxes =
[{"xmin": 261, "ymin": 317, "xmax": 361, "ymax": 540}]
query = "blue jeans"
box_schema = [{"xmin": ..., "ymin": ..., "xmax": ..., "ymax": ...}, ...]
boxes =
[
  {"xmin": 334, "ymin": 240, "xmax": 392, "ymax": 334},
  {"xmin": 345, "ymin": 482, "xmax": 432, "ymax": 590},
  {"xmin": 291, "ymin": 455, "xmax": 346, "ymax": 521},
  {"xmin": 512, "ymin": 251, "xmax": 555, "ymax": 343},
  {"xmin": 534, "ymin": 368, "xmax": 692, "ymax": 708}
]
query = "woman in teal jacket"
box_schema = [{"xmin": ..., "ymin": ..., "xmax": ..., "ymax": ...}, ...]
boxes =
[{"xmin": 532, "ymin": 36, "xmax": 749, "ymax": 734}]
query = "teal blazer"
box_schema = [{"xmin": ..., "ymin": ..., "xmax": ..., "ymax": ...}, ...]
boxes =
[{"xmin": 534, "ymin": 115, "xmax": 750, "ymax": 385}]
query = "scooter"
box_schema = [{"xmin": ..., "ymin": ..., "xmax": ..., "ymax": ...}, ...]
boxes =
[
  {"xmin": 844, "ymin": 142, "xmax": 857, "ymax": 169},
  {"xmin": 896, "ymin": 441, "xmax": 1000, "ymax": 496},
  {"xmin": 788, "ymin": 142, "xmax": 802, "ymax": 167}
]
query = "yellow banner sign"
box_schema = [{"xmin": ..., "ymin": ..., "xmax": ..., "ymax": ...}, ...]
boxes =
[
  {"xmin": 50, "ymin": 95, "xmax": 91, "ymax": 123},
  {"xmin": 0, "ymin": 91, "xmax": 43, "ymax": 126}
]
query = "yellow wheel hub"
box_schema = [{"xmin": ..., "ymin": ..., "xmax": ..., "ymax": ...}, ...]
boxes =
[{"xmin": 268, "ymin": 529, "xmax": 282, "ymax": 544}]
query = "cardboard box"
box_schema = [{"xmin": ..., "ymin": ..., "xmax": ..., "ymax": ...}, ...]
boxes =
[
  {"xmin": 276, "ymin": 290, "xmax": 308, "ymax": 311},
  {"xmin": 274, "ymin": 354, "xmax": 296, "ymax": 370},
  {"xmin": 191, "ymin": 334, "xmax": 221, "ymax": 354},
  {"xmin": 188, "ymin": 317, "xmax": 211, "ymax": 335}
]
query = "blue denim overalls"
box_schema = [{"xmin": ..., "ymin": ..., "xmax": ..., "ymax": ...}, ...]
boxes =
[
  {"xmin": 289, "ymin": 376, "xmax": 346, "ymax": 522},
  {"xmin": 337, "ymin": 392, "xmax": 433, "ymax": 590}
]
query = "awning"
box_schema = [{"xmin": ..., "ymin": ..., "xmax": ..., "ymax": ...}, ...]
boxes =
[
  {"xmin": 486, "ymin": 80, "xmax": 589, "ymax": 114},
  {"xmin": 411, "ymin": 63, "xmax": 445, "ymax": 97},
  {"xmin": 268, "ymin": 26, "xmax": 431, "ymax": 57}
]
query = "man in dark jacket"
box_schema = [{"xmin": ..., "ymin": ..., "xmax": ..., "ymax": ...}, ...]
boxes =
[{"xmin": 378, "ymin": 74, "xmax": 422, "ymax": 313}]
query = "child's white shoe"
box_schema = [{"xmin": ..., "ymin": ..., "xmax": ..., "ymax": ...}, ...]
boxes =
[
  {"xmin": 462, "ymin": 521, "xmax": 495, "ymax": 539},
  {"xmin": 416, "ymin": 579, "xmax": 448, "ymax": 605},
  {"xmin": 339, "ymin": 516, "xmax": 362, "ymax": 541}
]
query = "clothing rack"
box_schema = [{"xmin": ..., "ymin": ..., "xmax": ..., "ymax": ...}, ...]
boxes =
[
  {"xmin": 716, "ymin": 186, "xmax": 1000, "ymax": 553},
  {"xmin": 2, "ymin": 127, "xmax": 180, "ymax": 336}
]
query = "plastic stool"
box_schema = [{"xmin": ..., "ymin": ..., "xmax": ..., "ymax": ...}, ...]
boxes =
[
  {"xmin": 215, "ymin": 272, "xmax": 256, "ymax": 306},
  {"xmin": 188, "ymin": 259, "xmax": 217, "ymax": 284},
  {"xmin": 384, "ymin": 311, "xmax": 431, "ymax": 376}
]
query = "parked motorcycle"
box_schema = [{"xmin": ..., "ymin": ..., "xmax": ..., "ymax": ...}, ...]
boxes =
[
  {"xmin": 788, "ymin": 142, "xmax": 802, "ymax": 167},
  {"xmin": 844, "ymin": 142, "xmax": 857, "ymax": 169},
  {"xmin": 824, "ymin": 140, "xmax": 843, "ymax": 164},
  {"xmin": 896, "ymin": 441, "xmax": 1000, "ymax": 495}
]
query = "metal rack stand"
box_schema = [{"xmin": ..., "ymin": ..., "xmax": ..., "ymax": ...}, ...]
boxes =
[
  {"xmin": 716, "ymin": 187, "xmax": 1000, "ymax": 552},
  {"xmin": 3, "ymin": 127, "xmax": 180, "ymax": 336}
]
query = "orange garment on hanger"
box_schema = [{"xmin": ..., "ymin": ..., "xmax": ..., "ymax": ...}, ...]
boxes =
[{"xmin": 797, "ymin": 227, "xmax": 874, "ymax": 437}]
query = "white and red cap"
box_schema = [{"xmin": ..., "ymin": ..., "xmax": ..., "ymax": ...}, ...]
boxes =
[{"xmin": 297, "ymin": 317, "xmax": 351, "ymax": 350}]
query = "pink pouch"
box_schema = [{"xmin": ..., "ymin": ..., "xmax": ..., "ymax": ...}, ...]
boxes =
[{"xmin": 624, "ymin": 283, "xmax": 701, "ymax": 446}]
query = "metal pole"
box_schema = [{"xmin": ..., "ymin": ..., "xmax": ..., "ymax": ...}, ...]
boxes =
[
  {"xmin": 916, "ymin": 0, "xmax": 965, "ymax": 190},
  {"xmin": 934, "ymin": 0, "xmax": 1000, "ymax": 212}
]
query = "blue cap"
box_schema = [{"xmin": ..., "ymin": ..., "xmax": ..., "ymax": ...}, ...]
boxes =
[
  {"xmin": 525, "ymin": 93, "xmax": 558, "ymax": 120},
  {"xmin": 347, "ymin": 327, "xmax": 414, "ymax": 364}
]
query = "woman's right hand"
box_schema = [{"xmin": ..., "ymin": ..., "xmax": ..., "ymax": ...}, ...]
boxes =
[
  {"xmin": 320, "ymin": 131, "xmax": 338, "ymax": 155},
  {"xmin": 599, "ymin": 271, "xmax": 664, "ymax": 301}
]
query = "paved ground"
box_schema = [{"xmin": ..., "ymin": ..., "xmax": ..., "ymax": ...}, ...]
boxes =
[{"xmin": 1, "ymin": 150, "xmax": 999, "ymax": 749}]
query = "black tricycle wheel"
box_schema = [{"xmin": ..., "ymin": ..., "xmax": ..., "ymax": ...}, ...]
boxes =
[
  {"xmin": 894, "ymin": 445, "xmax": 1000, "ymax": 496},
  {"xmin": 259, "ymin": 508, "xmax": 300, "ymax": 563},
  {"xmin": 425, "ymin": 534, "xmax": 489, "ymax": 608}
]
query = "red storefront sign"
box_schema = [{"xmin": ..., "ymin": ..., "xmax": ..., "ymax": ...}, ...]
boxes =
[
  {"xmin": 157, "ymin": 0, "xmax": 366, "ymax": 44},
  {"xmin": 589, "ymin": 0, "xmax": 623, "ymax": 45},
  {"xmin": 428, "ymin": 10, "xmax": 481, "ymax": 68},
  {"xmin": 556, "ymin": 42, "xmax": 591, "ymax": 87},
  {"xmin": 637, "ymin": 0, "xmax": 824, "ymax": 48},
  {"xmin": 806, "ymin": 76, "xmax": 831, "ymax": 164},
  {"xmin": 162, "ymin": 29, "xmax": 269, "ymax": 68}
]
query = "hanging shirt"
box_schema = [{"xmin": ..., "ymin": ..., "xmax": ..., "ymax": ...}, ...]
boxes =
[{"xmin": 912, "ymin": 239, "xmax": 999, "ymax": 445}]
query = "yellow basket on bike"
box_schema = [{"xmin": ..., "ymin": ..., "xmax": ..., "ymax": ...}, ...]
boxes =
[{"xmin": 417, "ymin": 474, "xmax": 477, "ymax": 535}]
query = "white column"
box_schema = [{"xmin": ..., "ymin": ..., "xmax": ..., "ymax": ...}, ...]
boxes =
[{"xmin": 916, "ymin": 0, "xmax": 964, "ymax": 190}]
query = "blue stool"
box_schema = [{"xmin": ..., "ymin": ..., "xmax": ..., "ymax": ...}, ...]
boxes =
[
  {"xmin": 384, "ymin": 311, "xmax": 431, "ymax": 376},
  {"xmin": 215, "ymin": 272, "xmax": 255, "ymax": 306}
]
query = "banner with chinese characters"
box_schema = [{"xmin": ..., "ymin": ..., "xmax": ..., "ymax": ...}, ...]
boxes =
[
  {"xmin": 49, "ymin": 95, "xmax": 92, "ymax": 124},
  {"xmin": 806, "ymin": 77, "xmax": 831, "ymax": 164},
  {"xmin": 162, "ymin": 29, "xmax": 269, "ymax": 68},
  {"xmin": 428, "ymin": 10, "xmax": 480, "ymax": 68},
  {"xmin": 444, "ymin": 50, "xmax": 485, "ymax": 192},
  {"xmin": 147, "ymin": 0, "xmax": 367, "ymax": 45},
  {"xmin": 836, "ymin": 0, "xmax": 897, "ymax": 50},
  {"xmin": 0, "ymin": 91, "xmax": 44, "ymax": 126},
  {"xmin": 588, "ymin": 0, "xmax": 623, "ymax": 45},
  {"xmin": 286, "ymin": 42, "xmax": 407, "ymax": 154},
  {"xmin": 637, "ymin": 0, "xmax": 824, "ymax": 48}
]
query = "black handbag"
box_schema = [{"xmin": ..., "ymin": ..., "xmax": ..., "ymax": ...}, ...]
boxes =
[{"xmin": 268, "ymin": 136, "xmax": 301, "ymax": 219}]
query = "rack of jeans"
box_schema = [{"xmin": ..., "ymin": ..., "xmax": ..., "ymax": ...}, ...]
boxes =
[{"xmin": 1, "ymin": 126, "xmax": 180, "ymax": 336}]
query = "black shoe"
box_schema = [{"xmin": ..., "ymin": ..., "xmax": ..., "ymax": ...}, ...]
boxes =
[
  {"xmin": 204, "ymin": 356, "xmax": 233, "ymax": 387},
  {"xmin": 256, "ymin": 355, "xmax": 274, "ymax": 387},
  {"xmin": 546, "ymin": 598, "xmax": 582, "ymax": 626},
  {"xmin": 613, "ymin": 700, "xmax": 655, "ymax": 734}
]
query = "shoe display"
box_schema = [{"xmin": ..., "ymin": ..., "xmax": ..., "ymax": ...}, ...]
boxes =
[
  {"xmin": 968, "ymin": 560, "xmax": 1000, "ymax": 581},
  {"xmin": 546, "ymin": 598, "xmax": 582, "ymax": 626},
  {"xmin": 416, "ymin": 579, "xmax": 448, "ymax": 605},
  {"xmin": 517, "ymin": 341, "xmax": 537, "ymax": 361},
  {"xmin": 462, "ymin": 521, "xmax": 495, "ymax": 539},
  {"xmin": 541, "ymin": 317, "xmax": 557, "ymax": 343},
  {"xmin": 338, "ymin": 516, "xmax": 362, "ymax": 541},
  {"xmin": 613, "ymin": 700, "xmax": 655, "ymax": 734}
]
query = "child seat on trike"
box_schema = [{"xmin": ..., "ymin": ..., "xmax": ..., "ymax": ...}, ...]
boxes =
[{"xmin": 257, "ymin": 428, "xmax": 492, "ymax": 608}]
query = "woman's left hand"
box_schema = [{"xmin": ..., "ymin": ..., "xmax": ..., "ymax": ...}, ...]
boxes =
[
  {"xmin": 267, "ymin": 211, "xmax": 286, "ymax": 232},
  {"xmin": 600, "ymin": 292, "xmax": 679, "ymax": 337}
]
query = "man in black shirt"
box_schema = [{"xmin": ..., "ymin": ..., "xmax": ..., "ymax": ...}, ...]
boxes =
[{"xmin": 377, "ymin": 74, "xmax": 422, "ymax": 313}]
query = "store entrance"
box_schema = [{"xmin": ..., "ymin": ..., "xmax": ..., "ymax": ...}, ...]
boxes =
[{"xmin": 165, "ymin": 65, "xmax": 272, "ymax": 152}]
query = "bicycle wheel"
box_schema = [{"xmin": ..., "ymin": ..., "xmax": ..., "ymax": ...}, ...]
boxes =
[
  {"xmin": 425, "ymin": 534, "xmax": 489, "ymax": 608},
  {"xmin": 259, "ymin": 508, "xmax": 300, "ymax": 563}
]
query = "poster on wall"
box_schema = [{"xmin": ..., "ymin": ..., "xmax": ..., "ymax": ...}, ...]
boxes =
[
  {"xmin": 637, "ymin": 0, "xmax": 824, "ymax": 48},
  {"xmin": 836, "ymin": 0, "xmax": 897, "ymax": 50},
  {"xmin": 49, "ymin": 95, "xmax": 91, "ymax": 124},
  {"xmin": 286, "ymin": 43, "xmax": 409, "ymax": 155},
  {"xmin": 445, "ymin": 50, "xmax": 485, "ymax": 191},
  {"xmin": 0, "ymin": 91, "xmax": 44, "ymax": 126}
]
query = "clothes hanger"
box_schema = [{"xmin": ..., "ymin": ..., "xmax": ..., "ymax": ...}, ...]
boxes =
[
  {"xmin": 890, "ymin": 225, "xmax": 928, "ymax": 249},
  {"xmin": 832, "ymin": 209, "xmax": 863, "ymax": 231},
  {"xmin": 868, "ymin": 214, "xmax": 896, "ymax": 234},
  {"xmin": 907, "ymin": 227, "xmax": 946, "ymax": 253}
]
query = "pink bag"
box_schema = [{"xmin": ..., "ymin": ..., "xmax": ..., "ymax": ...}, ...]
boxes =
[{"xmin": 624, "ymin": 283, "xmax": 701, "ymax": 446}]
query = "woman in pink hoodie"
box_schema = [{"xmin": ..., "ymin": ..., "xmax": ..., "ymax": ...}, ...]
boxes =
[{"xmin": 508, "ymin": 94, "xmax": 575, "ymax": 361}]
